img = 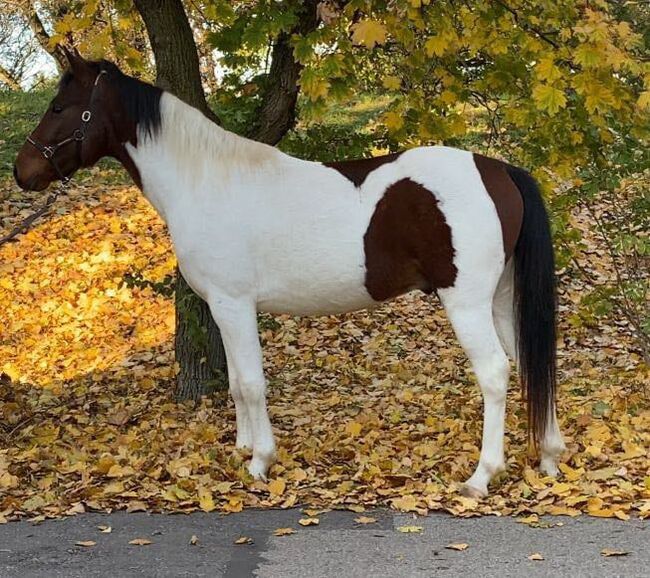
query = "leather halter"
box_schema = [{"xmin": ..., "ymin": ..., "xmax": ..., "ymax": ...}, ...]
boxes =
[{"xmin": 26, "ymin": 70, "xmax": 107, "ymax": 185}]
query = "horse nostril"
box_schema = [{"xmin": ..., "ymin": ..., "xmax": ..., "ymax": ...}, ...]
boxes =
[
  {"xmin": 13, "ymin": 164, "xmax": 28, "ymax": 190},
  {"xmin": 13, "ymin": 164, "xmax": 23, "ymax": 187}
]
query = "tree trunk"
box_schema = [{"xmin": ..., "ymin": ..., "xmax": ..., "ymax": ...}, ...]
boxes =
[
  {"xmin": 133, "ymin": 0, "xmax": 320, "ymax": 402},
  {"xmin": 246, "ymin": 1, "xmax": 320, "ymax": 145},
  {"xmin": 134, "ymin": 0, "xmax": 226, "ymax": 401}
]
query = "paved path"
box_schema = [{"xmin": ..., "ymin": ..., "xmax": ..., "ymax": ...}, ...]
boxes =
[{"xmin": 0, "ymin": 509, "xmax": 647, "ymax": 577}]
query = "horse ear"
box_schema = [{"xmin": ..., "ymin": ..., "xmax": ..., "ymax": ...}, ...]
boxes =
[{"xmin": 60, "ymin": 45, "xmax": 87, "ymax": 75}]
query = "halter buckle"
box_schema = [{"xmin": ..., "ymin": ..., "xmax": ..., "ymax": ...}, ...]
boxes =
[
  {"xmin": 42, "ymin": 146, "xmax": 55, "ymax": 159},
  {"xmin": 81, "ymin": 111, "xmax": 92, "ymax": 122}
]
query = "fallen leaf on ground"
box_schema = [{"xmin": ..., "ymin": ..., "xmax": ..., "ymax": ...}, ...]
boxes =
[
  {"xmin": 189, "ymin": 535, "xmax": 199, "ymax": 545},
  {"xmin": 129, "ymin": 538, "xmax": 152, "ymax": 546},
  {"xmin": 97, "ymin": 525, "xmax": 112, "ymax": 533},
  {"xmin": 446, "ymin": 543, "xmax": 469, "ymax": 551},
  {"xmin": 303, "ymin": 508, "xmax": 327, "ymax": 517},
  {"xmin": 355, "ymin": 516, "xmax": 377, "ymax": 525},
  {"xmin": 234, "ymin": 536, "xmax": 253, "ymax": 545},
  {"xmin": 397, "ymin": 526, "xmax": 422, "ymax": 533},
  {"xmin": 601, "ymin": 548, "xmax": 629, "ymax": 557},
  {"xmin": 298, "ymin": 517, "xmax": 319, "ymax": 526},
  {"xmin": 75, "ymin": 540, "xmax": 96, "ymax": 547},
  {"xmin": 0, "ymin": 182, "xmax": 647, "ymax": 523},
  {"xmin": 273, "ymin": 528, "xmax": 296, "ymax": 537},
  {"xmin": 267, "ymin": 478, "xmax": 286, "ymax": 496},
  {"xmin": 528, "ymin": 552, "xmax": 544, "ymax": 561}
]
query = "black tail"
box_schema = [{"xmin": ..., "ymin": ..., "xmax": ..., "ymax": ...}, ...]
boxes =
[{"xmin": 506, "ymin": 165, "xmax": 557, "ymax": 449}]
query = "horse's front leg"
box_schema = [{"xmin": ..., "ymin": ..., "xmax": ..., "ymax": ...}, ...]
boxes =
[
  {"xmin": 208, "ymin": 296, "xmax": 276, "ymax": 479},
  {"xmin": 220, "ymin": 343, "xmax": 253, "ymax": 450}
]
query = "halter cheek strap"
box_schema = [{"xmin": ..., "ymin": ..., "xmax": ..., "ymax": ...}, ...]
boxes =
[{"xmin": 26, "ymin": 69, "xmax": 107, "ymax": 185}]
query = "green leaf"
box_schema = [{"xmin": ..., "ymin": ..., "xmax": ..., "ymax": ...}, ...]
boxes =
[{"xmin": 532, "ymin": 84, "xmax": 567, "ymax": 115}]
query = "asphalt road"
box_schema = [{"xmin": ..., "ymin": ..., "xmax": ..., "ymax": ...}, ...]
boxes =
[{"xmin": 0, "ymin": 509, "xmax": 647, "ymax": 577}]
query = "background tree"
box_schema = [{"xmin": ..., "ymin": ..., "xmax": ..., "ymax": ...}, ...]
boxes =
[
  {"xmin": 2, "ymin": 0, "xmax": 647, "ymax": 375},
  {"xmin": 131, "ymin": 0, "xmax": 320, "ymax": 400},
  {"xmin": 0, "ymin": 4, "xmax": 44, "ymax": 89}
]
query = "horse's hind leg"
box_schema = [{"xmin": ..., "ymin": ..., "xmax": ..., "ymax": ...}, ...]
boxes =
[
  {"xmin": 492, "ymin": 262, "xmax": 565, "ymax": 477},
  {"xmin": 492, "ymin": 260, "xmax": 517, "ymax": 362},
  {"xmin": 439, "ymin": 288, "xmax": 510, "ymax": 498}
]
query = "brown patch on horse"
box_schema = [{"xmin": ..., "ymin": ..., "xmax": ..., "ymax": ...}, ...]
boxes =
[
  {"xmin": 473, "ymin": 154, "xmax": 524, "ymax": 260},
  {"xmin": 364, "ymin": 178, "xmax": 457, "ymax": 301},
  {"xmin": 324, "ymin": 152, "xmax": 403, "ymax": 187}
]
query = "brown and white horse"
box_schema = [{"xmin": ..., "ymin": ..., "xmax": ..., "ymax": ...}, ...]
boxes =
[{"xmin": 14, "ymin": 50, "xmax": 565, "ymax": 498}]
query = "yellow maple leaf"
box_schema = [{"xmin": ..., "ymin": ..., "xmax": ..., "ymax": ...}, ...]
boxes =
[
  {"xmin": 397, "ymin": 525, "xmax": 422, "ymax": 533},
  {"xmin": 383, "ymin": 111, "xmax": 404, "ymax": 132},
  {"xmin": 636, "ymin": 91, "xmax": 650, "ymax": 110},
  {"xmin": 352, "ymin": 20, "xmax": 387, "ymax": 48},
  {"xmin": 345, "ymin": 421, "xmax": 363, "ymax": 437},
  {"xmin": 532, "ymin": 83, "xmax": 567, "ymax": 115},
  {"xmin": 535, "ymin": 57, "xmax": 563, "ymax": 82},
  {"xmin": 383, "ymin": 75, "xmax": 401, "ymax": 90},
  {"xmin": 198, "ymin": 487, "xmax": 216, "ymax": 512},
  {"xmin": 392, "ymin": 494, "xmax": 419, "ymax": 512},
  {"xmin": 425, "ymin": 35, "xmax": 448, "ymax": 57},
  {"xmin": 268, "ymin": 478, "xmax": 286, "ymax": 496}
]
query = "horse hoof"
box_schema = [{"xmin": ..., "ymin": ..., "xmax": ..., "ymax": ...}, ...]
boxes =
[
  {"xmin": 460, "ymin": 483, "xmax": 488, "ymax": 499},
  {"xmin": 247, "ymin": 460, "xmax": 269, "ymax": 481}
]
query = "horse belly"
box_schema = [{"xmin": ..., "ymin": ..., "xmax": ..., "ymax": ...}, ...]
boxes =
[{"xmin": 255, "ymin": 234, "xmax": 377, "ymax": 316}]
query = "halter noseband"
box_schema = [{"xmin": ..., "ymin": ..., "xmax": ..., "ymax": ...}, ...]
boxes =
[{"xmin": 26, "ymin": 70, "xmax": 107, "ymax": 185}]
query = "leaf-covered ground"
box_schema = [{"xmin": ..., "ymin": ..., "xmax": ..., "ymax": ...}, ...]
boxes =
[{"xmin": 0, "ymin": 182, "xmax": 648, "ymax": 524}]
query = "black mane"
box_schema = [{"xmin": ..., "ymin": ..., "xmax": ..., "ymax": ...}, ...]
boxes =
[
  {"xmin": 61, "ymin": 60, "xmax": 163, "ymax": 136},
  {"xmin": 100, "ymin": 61, "xmax": 162, "ymax": 137}
]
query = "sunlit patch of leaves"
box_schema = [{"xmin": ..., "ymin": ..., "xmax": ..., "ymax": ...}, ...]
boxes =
[{"xmin": 0, "ymin": 182, "xmax": 648, "ymax": 523}]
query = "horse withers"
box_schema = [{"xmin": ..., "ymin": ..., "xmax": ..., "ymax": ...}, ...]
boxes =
[{"xmin": 14, "ymin": 48, "xmax": 565, "ymax": 498}]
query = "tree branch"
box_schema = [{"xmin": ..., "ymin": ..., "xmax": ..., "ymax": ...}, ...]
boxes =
[
  {"xmin": 492, "ymin": 0, "xmax": 560, "ymax": 49},
  {"xmin": 25, "ymin": 2, "xmax": 67, "ymax": 71},
  {"xmin": 0, "ymin": 62, "xmax": 21, "ymax": 90}
]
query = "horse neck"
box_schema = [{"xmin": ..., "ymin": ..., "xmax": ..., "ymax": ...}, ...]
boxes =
[{"xmin": 124, "ymin": 92, "xmax": 284, "ymax": 222}]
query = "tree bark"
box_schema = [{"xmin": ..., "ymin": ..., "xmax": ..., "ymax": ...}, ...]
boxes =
[
  {"xmin": 134, "ymin": 0, "xmax": 226, "ymax": 401},
  {"xmin": 246, "ymin": 1, "xmax": 320, "ymax": 145},
  {"xmin": 0, "ymin": 63, "xmax": 21, "ymax": 90}
]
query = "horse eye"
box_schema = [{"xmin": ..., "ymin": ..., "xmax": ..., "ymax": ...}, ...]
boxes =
[{"xmin": 52, "ymin": 104, "xmax": 63, "ymax": 114}]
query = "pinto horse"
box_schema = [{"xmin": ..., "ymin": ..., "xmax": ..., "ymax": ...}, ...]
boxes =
[{"xmin": 14, "ymin": 50, "xmax": 565, "ymax": 498}]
